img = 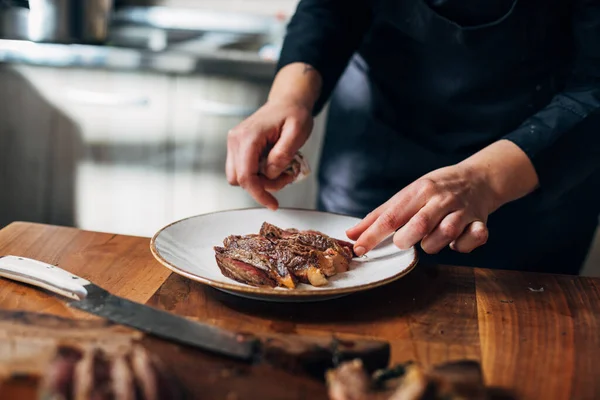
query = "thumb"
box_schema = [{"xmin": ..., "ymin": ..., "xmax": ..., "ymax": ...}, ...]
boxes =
[{"xmin": 264, "ymin": 117, "xmax": 307, "ymax": 179}]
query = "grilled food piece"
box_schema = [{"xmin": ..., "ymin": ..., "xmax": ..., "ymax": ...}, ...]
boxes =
[
  {"xmin": 223, "ymin": 234, "xmax": 298, "ymax": 288},
  {"xmin": 326, "ymin": 359, "xmax": 372, "ymax": 400},
  {"xmin": 260, "ymin": 222, "xmax": 355, "ymax": 274},
  {"xmin": 219, "ymin": 234, "xmax": 329, "ymax": 287},
  {"xmin": 39, "ymin": 345, "xmax": 184, "ymax": 400},
  {"xmin": 326, "ymin": 359, "xmax": 488, "ymax": 400},
  {"xmin": 214, "ymin": 245, "xmax": 286, "ymax": 288},
  {"xmin": 227, "ymin": 234, "xmax": 330, "ymax": 286},
  {"xmin": 39, "ymin": 346, "xmax": 84, "ymax": 400},
  {"xmin": 214, "ymin": 222, "xmax": 357, "ymax": 289}
]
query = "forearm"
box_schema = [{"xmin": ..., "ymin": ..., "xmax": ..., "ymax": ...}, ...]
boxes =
[
  {"xmin": 459, "ymin": 139, "xmax": 540, "ymax": 212},
  {"xmin": 268, "ymin": 62, "xmax": 322, "ymax": 112},
  {"xmin": 484, "ymin": 0, "xmax": 600, "ymax": 207},
  {"xmin": 276, "ymin": 0, "xmax": 372, "ymax": 115}
]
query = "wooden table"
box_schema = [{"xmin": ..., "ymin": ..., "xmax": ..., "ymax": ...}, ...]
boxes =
[{"xmin": 0, "ymin": 222, "xmax": 598, "ymax": 399}]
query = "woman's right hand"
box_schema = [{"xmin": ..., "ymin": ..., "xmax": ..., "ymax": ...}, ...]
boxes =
[{"xmin": 226, "ymin": 99, "xmax": 314, "ymax": 210}]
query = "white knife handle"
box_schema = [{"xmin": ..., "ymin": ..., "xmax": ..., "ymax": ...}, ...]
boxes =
[{"xmin": 0, "ymin": 256, "xmax": 90, "ymax": 300}]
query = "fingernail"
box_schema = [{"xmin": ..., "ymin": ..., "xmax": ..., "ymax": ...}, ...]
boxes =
[
  {"xmin": 354, "ymin": 246, "xmax": 366, "ymax": 257},
  {"xmin": 266, "ymin": 165, "xmax": 280, "ymax": 179}
]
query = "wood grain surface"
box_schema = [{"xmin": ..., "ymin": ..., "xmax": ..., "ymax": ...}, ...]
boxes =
[{"xmin": 0, "ymin": 221, "xmax": 599, "ymax": 399}]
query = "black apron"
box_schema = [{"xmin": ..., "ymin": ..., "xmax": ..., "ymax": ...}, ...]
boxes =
[{"xmin": 316, "ymin": 0, "xmax": 598, "ymax": 274}]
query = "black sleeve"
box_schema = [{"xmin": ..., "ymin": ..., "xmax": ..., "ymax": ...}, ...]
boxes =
[
  {"xmin": 276, "ymin": 0, "xmax": 373, "ymax": 115},
  {"xmin": 502, "ymin": 0, "xmax": 600, "ymax": 204}
]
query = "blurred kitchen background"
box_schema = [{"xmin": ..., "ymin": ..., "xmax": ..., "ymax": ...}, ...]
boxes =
[{"xmin": 0, "ymin": 0, "xmax": 597, "ymax": 276}]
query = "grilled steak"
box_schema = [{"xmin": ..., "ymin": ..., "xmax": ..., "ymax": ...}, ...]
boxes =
[
  {"xmin": 326, "ymin": 359, "xmax": 488, "ymax": 400},
  {"xmin": 215, "ymin": 238, "xmax": 294, "ymax": 288},
  {"xmin": 214, "ymin": 222, "xmax": 357, "ymax": 289},
  {"xmin": 220, "ymin": 234, "xmax": 329, "ymax": 287},
  {"xmin": 40, "ymin": 345, "xmax": 184, "ymax": 400},
  {"xmin": 326, "ymin": 359, "xmax": 372, "ymax": 400},
  {"xmin": 222, "ymin": 234, "xmax": 298, "ymax": 288},
  {"xmin": 260, "ymin": 222, "xmax": 355, "ymax": 274},
  {"xmin": 214, "ymin": 247, "xmax": 279, "ymax": 288}
]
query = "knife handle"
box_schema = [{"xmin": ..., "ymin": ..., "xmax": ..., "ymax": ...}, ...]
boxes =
[{"xmin": 0, "ymin": 255, "xmax": 90, "ymax": 300}]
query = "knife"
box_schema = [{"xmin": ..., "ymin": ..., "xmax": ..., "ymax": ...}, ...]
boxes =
[
  {"xmin": 0, "ymin": 255, "xmax": 259, "ymax": 360},
  {"xmin": 0, "ymin": 255, "xmax": 390, "ymax": 375}
]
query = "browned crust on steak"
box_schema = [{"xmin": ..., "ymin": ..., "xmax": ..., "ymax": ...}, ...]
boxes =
[
  {"xmin": 221, "ymin": 235, "xmax": 298, "ymax": 288},
  {"xmin": 214, "ymin": 247, "xmax": 278, "ymax": 288},
  {"xmin": 227, "ymin": 234, "xmax": 332, "ymax": 287},
  {"xmin": 214, "ymin": 222, "xmax": 357, "ymax": 289},
  {"xmin": 260, "ymin": 222, "xmax": 354, "ymax": 273}
]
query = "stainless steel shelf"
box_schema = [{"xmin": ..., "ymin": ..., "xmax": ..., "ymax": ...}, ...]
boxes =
[
  {"xmin": 0, "ymin": 6, "xmax": 282, "ymax": 80},
  {"xmin": 0, "ymin": 38, "xmax": 277, "ymax": 79}
]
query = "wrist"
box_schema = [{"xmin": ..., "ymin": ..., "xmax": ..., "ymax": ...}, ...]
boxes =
[
  {"xmin": 268, "ymin": 62, "xmax": 322, "ymax": 112},
  {"xmin": 460, "ymin": 139, "xmax": 540, "ymax": 212}
]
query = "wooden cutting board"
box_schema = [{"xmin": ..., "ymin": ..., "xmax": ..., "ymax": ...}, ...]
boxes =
[
  {"xmin": 1, "ymin": 222, "xmax": 600, "ymax": 400},
  {"xmin": 0, "ymin": 310, "xmax": 331, "ymax": 400}
]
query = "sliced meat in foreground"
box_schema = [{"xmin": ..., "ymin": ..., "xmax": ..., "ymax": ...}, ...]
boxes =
[{"xmin": 326, "ymin": 359, "xmax": 488, "ymax": 400}]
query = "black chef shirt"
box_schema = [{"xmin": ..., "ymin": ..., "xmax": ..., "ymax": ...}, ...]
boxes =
[
  {"xmin": 426, "ymin": 0, "xmax": 515, "ymax": 26},
  {"xmin": 276, "ymin": 0, "xmax": 600, "ymax": 215}
]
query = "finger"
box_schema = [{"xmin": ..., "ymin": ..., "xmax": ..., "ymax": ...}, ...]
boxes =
[
  {"xmin": 392, "ymin": 199, "xmax": 450, "ymax": 251},
  {"xmin": 237, "ymin": 141, "xmax": 279, "ymax": 210},
  {"xmin": 226, "ymin": 136, "xmax": 238, "ymax": 185},
  {"xmin": 346, "ymin": 185, "xmax": 419, "ymax": 241},
  {"xmin": 420, "ymin": 211, "xmax": 471, "ymax": 254},
  {"xmin": 450, "ymin": 221, "xmax": 489, "ymax": 253},
  {"xmin": 352, "ymin": 192, "xmax": 430, "ymax": 256},
  {"xmin": 264, "ymin": 117, "xmax": 309, "ymax": 179},
  {"xmin": 345, "ymin": 203, "xmax": 388, "ymax": 241},
  {"xmin": 246, "ymin": 174, "xmax": 279, "ymax": 210},
  {"xmin": 262, "ymin": 174, "xmax": 295, "ymax": 192}
]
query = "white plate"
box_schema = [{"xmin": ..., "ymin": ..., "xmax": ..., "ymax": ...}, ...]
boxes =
[{"xmin": 150, "ymin": 208, "xmax": 418, "ymax": 302}]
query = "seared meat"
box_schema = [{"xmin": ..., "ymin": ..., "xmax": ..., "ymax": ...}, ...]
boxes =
[
  {"xmin": 326, "ymin": 359, "xmax": 372, "ymax": 400},
  {"xmin": 214, "ymin": 246, "xmax": 280, "ymax": 288},
  {"xmin": 326, "ymin": 359, "xmax": 488, "ymax": 400},
  {"xmin": 220, "ymin": 234, "xmax": 329, "ymax": 287},
  {"xmin": 111, "ymin": 354, "xmax": 136, "ymax": 400},
  {"xmin": 222, "ymin": 234, "xmax": 297, "ymax": 288},
  {"xmin": 40, "ymin": 345, "xmax": 184, "ymax": 400},
  {"xmin": 261, "ymin": 222, "xmax": 354, "ymax": 273},
  {"xmin": 39, "ymin": 346, "xmax": 84, "ymax": 399},
  {"xmin": 214, "ymin": 222, "xmax": 357, "ymax": 289},
  {"xmin": 72, "ymin": 347, "xmax": 98, "ymax": 400},
  {"xmin": 305, "ymin": 229, "xmax": 357, "ymax": 259}
]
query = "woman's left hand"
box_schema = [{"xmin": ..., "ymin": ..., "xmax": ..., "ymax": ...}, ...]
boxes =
[
  {"xmin": 347, "ymin": 164, "xmax": 499, "ymax": 256},
  {"xmin": 347, "ymin": 140, "xmax": 540, "ymax": 256}
]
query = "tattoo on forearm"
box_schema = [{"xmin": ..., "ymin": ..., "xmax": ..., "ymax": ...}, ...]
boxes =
[{"xmin": 303, "ymin": 64, "xmax": 316, "ymax": 74}]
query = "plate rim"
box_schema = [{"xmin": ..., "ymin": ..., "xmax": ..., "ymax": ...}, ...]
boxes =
[{"xmin": 149, "ymin": 207, "xmax": 419, "ymax": 298}]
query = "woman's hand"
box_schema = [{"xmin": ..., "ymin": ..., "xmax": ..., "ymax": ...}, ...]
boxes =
[
  {"xmin": 347, "ymin": 164, "xmax": 497, "ymax": 255},
  {"xmin": 347, "ymin": 140, "xmax": 540, "ymax": 255},
  {"xmin": 226, "ymin": 62, "xmax": 322, "ymax": 210},
  {"xmin": 226, "ymin": 100, "xmax": 313, "ymax": 210}
]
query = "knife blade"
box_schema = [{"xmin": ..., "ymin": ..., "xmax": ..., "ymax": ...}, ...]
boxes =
[
  {"xmin": 0, "ymin": 255, "xmax": 392, "ymax": 376},
  {"xmin": 0, "ymin": 255, "xmax": 258, "ymax": 361}
]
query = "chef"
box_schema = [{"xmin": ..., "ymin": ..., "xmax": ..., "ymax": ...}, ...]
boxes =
[{"xmin": 226, "ymin": 0, "xmax": 600, "ymax": 275}]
